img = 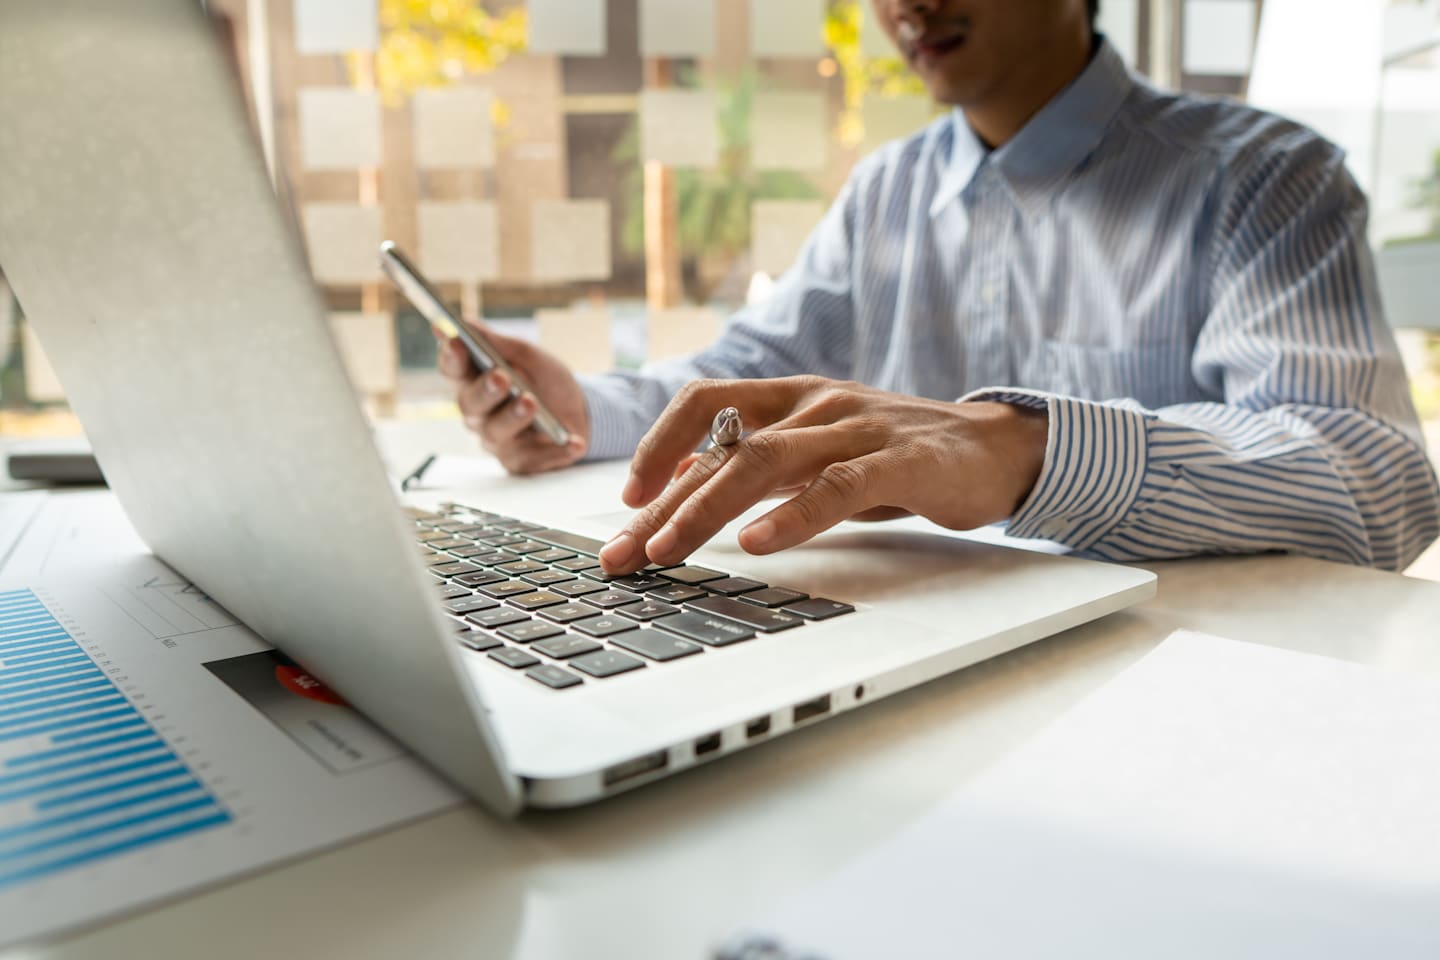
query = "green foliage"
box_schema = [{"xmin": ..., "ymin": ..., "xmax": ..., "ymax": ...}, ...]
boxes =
[
  {"xmin": 614, "ymin": 71, "xmax": 824, "ymax": 262},
  {"xmin": 367, "ymin": 0, "xmax": 527, "ymax": 107},
  {"xmin": 1410, "ymin": 148, "xmax": 1440, "ymax": 237},
  {"xmin": 824, "ymin": 0, "xmax": 928, "ymax": 147}
]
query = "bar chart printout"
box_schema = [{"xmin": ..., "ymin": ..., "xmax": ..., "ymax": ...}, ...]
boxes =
[{"xmin": 0, "ymin": 588, "xmax": 230, "ymax": 889}]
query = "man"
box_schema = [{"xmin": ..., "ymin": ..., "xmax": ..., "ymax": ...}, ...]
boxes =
[{"xmin": 439, "ymin": 0, "xmax": 1440, "ymax": 576}]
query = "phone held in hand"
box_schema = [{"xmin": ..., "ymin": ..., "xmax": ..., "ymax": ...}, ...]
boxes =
[{"xmin": 377, "ymin": 240, "xmax": 571, "ymax": 446}]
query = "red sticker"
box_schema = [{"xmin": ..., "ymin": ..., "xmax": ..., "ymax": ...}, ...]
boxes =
[{"xmin": 275, "ymin": 664, "xmax": 347, "ymax": 706}]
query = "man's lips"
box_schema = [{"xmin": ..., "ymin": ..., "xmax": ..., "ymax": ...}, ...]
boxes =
[{"xmin": 903, "ymin": 26, "xmax": 968, "ymax": 63}]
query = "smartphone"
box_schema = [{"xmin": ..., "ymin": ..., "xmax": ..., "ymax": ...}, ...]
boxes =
[{"xmin": 378, "ymin": 240, "xmax": 570, "ymax": 446}]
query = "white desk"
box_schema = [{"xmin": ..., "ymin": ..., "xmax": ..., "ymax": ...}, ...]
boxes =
[{"xmin": 14, "ymin": 429, "xmax": 1440, "ymax": 960}]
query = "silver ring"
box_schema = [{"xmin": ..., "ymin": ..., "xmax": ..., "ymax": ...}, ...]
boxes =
[{"xmin": 709, "ymin": 406, "xmax": 743, "ymax": 447}]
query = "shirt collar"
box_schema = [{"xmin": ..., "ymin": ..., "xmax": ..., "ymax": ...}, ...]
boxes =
[{"xmin": 929, "ymin": 36, "xmax": 1134, "ymax": 219}]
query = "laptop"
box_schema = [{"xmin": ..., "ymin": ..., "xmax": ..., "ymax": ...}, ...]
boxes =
[{"xmin": 0, "ymin": 0, "xmax": 1155, "ymax": 815}]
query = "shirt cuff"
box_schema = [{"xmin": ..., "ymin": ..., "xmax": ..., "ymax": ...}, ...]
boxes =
[
  {"xmin": 959, "ymin": 388, "xmax": 1150, "ymax": 550},
  {"xmin": 577, "ymin": 373, "xmax": 648, "ymax": 461}
]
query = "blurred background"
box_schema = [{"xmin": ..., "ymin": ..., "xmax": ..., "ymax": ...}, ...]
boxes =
[{"xmin": 1, "ymin": 0, "xmax": 1437, "ymax": 569}]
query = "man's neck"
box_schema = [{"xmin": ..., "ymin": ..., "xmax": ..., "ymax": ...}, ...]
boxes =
[{"xmin": 963, "ymin": 29, "xmax": 1096, "ymax": 148}]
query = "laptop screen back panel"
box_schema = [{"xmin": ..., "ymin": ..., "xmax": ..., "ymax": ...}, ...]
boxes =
[{"xmin": 0, "ymin": 0, "xmax": 521, "ymax": 815}]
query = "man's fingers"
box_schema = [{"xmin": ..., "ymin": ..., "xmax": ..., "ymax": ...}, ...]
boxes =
[
  {"xmin": 499, "ymin": 432, "xmax": 585, "ymax": 475},
  {"xmin": 641, "ymin": 427, "xmax": 869, "ymax": 567},
  {"xmin": 437, "ymin": 338, "xmax": 475, "ymax": 382},
  {"xmin": 602, "ymin": 444, "xmax": 732, "ymax": 573},
  {"xmin": 603, "ymin": 425, "xmax": 867, "ymax": 573},
  {"xmin": 478, "ymin": 393, "xmax": 537, "ymax": 448},
  {"xmin": 624, "ymin": 377, "xmax": 822, "ymax": 507},
  {"xmin": 456, "ymin": 370, "xmax": 512, "ymax": 430},
  {"xmin": 738, "ymin": 454, "xmax": 891, "ymax": 555}
]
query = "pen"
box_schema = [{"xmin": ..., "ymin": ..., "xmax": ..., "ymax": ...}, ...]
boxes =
[{"xmin": 400, "ymin": 454, "xmax": 436, "ymax": 492}]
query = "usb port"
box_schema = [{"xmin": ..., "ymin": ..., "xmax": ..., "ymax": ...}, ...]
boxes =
[
  {"xmin": 602, "ymin": 750, "xmax": 668, "ymax": 786},
  {"xmin": 746, "ymin": 716, "xmax": 771, "ymax": 739},
  {"xmin": 792, "ymin": 694, "xmax": 832, "ymax": 724},
  {"xmin": 693, "ymin": 732, "xmax": 722, "ymax": 756}
]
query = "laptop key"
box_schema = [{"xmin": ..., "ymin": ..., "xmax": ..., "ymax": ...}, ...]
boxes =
[
  {"xmin": 497, "ymin": 559, "xmax": 547, "ymax": 575},
  {"xmin": 782, "ymin": 598, "xmax": 856, "ymax": 620},
  {"xmin": 423, "ymin": 554, "xmax": 459, "ymax": 567},
  {"xmin": 489, "ymin": 520, "xmax": 544, "ymax": 533},
  {"xmin": 568, "ymin": 650, "xmax": 645, "ymax": 678},
  {"xmin": 454, "ymin": 570, "xmax": 506, "ymax": 587},
  {"xmin": 581, "ymin": 589, "xmax": 643, "ymax": 609},
  {"xmin": 477, "ymin": 579, "xmax": 539, "ymax": 598},
  {"xmin": 703, "ymin": 577, "xmax": 767, "ymax": 596},
  {"xmin": 489, "ymin": 647, "xmax": 541, "ymax": 669},
  {"xmin": 429, "ymin": 538, "xmax": 473, "ymax": 551},
  {"xmin": 555, "ymin": 556, "xmax": 601, "ymax": 572},
  {"xmin": 435, "ymin": 584, "xmax": 473, "ymax": 600},
  {"xmin": 537, "ymin": 602, "xmax": 600, "ymax": 624},
  {"xmin": 432, "ymin": 561, "xmax": 482, "ymax": 578},
  {"xmin": 466, "ymin": 608, "xmax": 531, "ymax": 629},
  {"xmin": 525, "ymin": 664, "xmax": 584, "ymax": 690},
  {"xmin": 466, "ymin": 552, "xmax": 514, "ymax": 567},
  {"xmin": 498, "ymin": 621, "xmax": 565, "ymax": 644},
  {"xmin": 654, "ymin": 611, "xmax": 755, "ymax": 647},
  {"xmin": 445, "ymin": 596, "xmax": 499, "ymax": 614},
  {"xmin": 531, "ymin": 635, "xmax": 602, "ymax": 659},
  {"xmin": 502, "ymin": 540, "xmax": 549, "ymax": 555},
  {"xmin": 477, "ymin": 533, "xmax": 523, "ymax": 546},
  {"xmin": 658, "ymin": 565, "xmax": 728, "ymax": 585},
  {"xmin": 446, "ymin": 545, "xmax": 489, "ymax": 559},
  {"xmin": 738, "ymin": 587, "xmax": 809, "ymax": 608},
  {"xmin": 456, "ymin": 630, "xmax": 503, "ymax": 652},
  {"xmin": 615, "ymin": 600, "xmax": 680, "ymax": 622},
  {"xmin": 522, "ymin": 570, "xmax": 577, "ymax": 587},
  {"xmin": 612, "ymin": 574, "xmax": 669, "ymax": 593},
  {"xmin": 551, "ymin": 579, "xmax": 607, "ymax": 598},
  {"xmin": 648, "ymin": 583, "xmax": 708, "ymax": 604},
  {"xmin": 508, "ymin": 590, "xmax": 568, "ymax": 611},
  {"xmin": 611, "ymin": 629, "xmax": 703, "ymax": 662},
  {"xmin": 571, "ymin": 615, "xmax": 639, "ymax": 638},
  {"xmin": 687, "ymin": 596, "xmax": 803, "ymax": 633},
  {"xmin": 529, "ymin": 547, "xmax": 576, "ymax": 563},
  {"xmin": 529, "ymin": 529, "xmax": 606, "ymax": 556}
]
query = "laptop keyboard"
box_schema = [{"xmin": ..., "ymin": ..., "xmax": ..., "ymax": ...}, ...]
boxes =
[{"xmin": 411, "ymin": 502, "xmax": 854, "ymax": 691}]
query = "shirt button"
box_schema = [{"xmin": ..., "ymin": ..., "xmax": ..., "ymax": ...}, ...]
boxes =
[{"xmin": 981, "ymin": 285, "xmax": 997, "ymax": 304}]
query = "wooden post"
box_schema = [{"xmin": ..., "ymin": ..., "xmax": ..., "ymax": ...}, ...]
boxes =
[{"xmin": 643, "ymin": 60, "xmax": 683, "ymax": 311}]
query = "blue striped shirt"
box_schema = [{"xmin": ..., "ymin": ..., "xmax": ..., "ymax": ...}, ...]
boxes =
[{"xmin": 580, "ymin": 39, "xmax": 1440, "ymax": 571}]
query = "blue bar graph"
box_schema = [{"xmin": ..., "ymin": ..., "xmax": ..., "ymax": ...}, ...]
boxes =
[{"xmin": 0, "ymin": 589, "xmax": 230, "ymax": 888}]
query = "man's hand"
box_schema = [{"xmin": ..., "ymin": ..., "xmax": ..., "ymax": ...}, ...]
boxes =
[
  {"xmin": 598, "ymin": 376, "xmax": 1049, "ymax": 574},
  {"xmin": 436, "ymin": 324, "xmax": 589, "ymax": 475}
]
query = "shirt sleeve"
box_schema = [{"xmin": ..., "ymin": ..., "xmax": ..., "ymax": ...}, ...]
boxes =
[
  {"xmin": 577, "ymin": 171, "xmax": 863, "ymax": 460},
  {"xmin": 968, "ymin": 133, "xmax": 1440, "ymax": 572}
]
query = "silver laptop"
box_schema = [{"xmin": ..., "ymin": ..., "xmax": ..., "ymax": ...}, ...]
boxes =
[{"xmin": 0, "ymin": 0, "xmax": 1155, "ymax": 815}]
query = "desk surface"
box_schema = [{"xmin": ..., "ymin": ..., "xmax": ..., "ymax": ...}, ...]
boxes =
[{"xmin": 13, "ymin": 423, "xmax": 1440, "ymax": 960}]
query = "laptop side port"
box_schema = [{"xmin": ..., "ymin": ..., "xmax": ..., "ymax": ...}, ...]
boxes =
[
  {"xmin": 792, "ymin": 694, "xmax": 832, "ymax": 725},
  {"xmin": 693, "ymin": 732, "xmax": 722, "ymax": 757},
  {"xmin": 746, "ymin": 716, "xmax": 772, "ymax": 740},
  {"xmin": 602, "ymin": 750, "xmax": 668, "ymax": 787}
]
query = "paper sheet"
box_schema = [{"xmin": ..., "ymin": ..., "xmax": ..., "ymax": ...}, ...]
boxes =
[
  {"xmin": 297, "ymin": 87, "xmax": 381, "ymax": 170},
  {"xmin": 750, "ymin": 0, "xmax": 825, "ymax": 59},
  {"xmin": 751, "ymin": 92, "xmax": 827, "ymax": 171},
  {"xmin": 412, "ymin": 87, "xmax": 495, "ymax": 169},
  {"xmin": 641, "ymin": 90, "xmax": 718, "ymax": 168},
  {"xmin": 526, "ymin": 0, "xmax": 607, "ymax": 56},
  {"xmin": 0, "ymin": 554, "xmax": 460, "ymax": 948},
  {"xmin": 724, "ymin": 631, "xmax": 1440, "ymax": 958},
  {"xmin": 416, "ymin": 201, "xmax": 500, "ymax": 283},
  {"xmin": 301, "ymin": 204, "xmax": 384, "ymax": 285},
  {"xmin": 292, "ymin": 0, "xmax": 378, "ymax": 55},
  {"xmin": 530, "ymin": 200, "xmax": 612, "ymax": 282},
  {"xmin": 639, "ymin": 0, "xmax": 715, "ymax": 57}
]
